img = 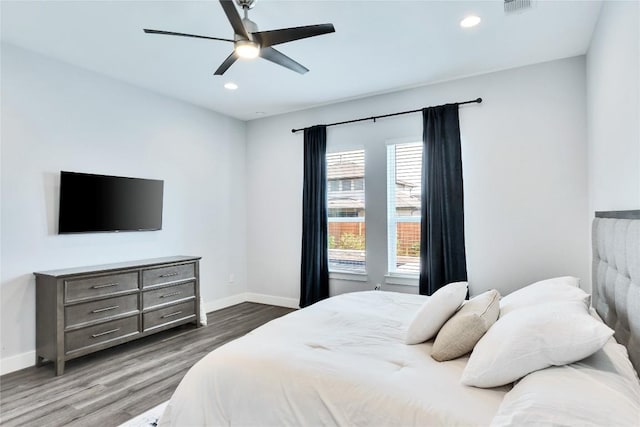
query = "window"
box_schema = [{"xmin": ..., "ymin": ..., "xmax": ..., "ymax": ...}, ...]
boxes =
[
  {"xmin": 353, "ymin": 178, "xmax": 364, "ymax": 191},
  {"xmin": 387, "ymin": 142, "xmax": 422, "ymax": 275},
  {"xmin": 327, "ymin": 149, "xmax": 365, "ymax": 273}
]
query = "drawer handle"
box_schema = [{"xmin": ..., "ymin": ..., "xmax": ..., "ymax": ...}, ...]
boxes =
[
  {"xmin": 162, "ymin": 311, "xmax": 183, "ymax": 319},
  {"xmin": 91, "ymin": 328, "xmax": 120, "ymax": 338},
  {"xmin": 160, "ymin": 291, "xmax": 181, "ymax": 298},
  {"xmin": 91, "ymin": 305, "xmax": 120, "ymax": 314},
  {"xmin": 159, "ymin": 272, "xmax": 179, "ymax": 278},
  {"xmin": 92, "ymin": 282, "xmax": 119, "ymax": 289}
]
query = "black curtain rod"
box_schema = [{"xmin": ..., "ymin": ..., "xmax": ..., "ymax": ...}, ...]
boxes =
[{"xmin": 291, "ymin": 97, "xmax": 482, "ymax": 134}]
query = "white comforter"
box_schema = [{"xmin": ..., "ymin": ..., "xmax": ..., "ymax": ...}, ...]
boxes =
[{"xmin": 159, "ymin": 291, "xmax": 509, "ymax": 426}]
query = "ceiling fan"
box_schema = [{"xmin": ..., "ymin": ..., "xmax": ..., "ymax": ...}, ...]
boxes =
[{"xmin": 144, "ymin": 0, "xmax": 335, "ymax": 75}]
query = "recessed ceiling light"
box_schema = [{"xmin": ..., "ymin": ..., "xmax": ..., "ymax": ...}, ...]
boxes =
[
  {"xmin": 224, "ymin": 82, "xmax": 238, "ymax": 90},
  {"xmin": 460, "ymin": 15, "xmax": 481, "ymax": 28}
]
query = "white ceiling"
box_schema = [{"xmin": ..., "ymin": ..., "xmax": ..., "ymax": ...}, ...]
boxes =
[{"xmin": 1, "ymin": 0, "xmax": 602, "ymax": 121}]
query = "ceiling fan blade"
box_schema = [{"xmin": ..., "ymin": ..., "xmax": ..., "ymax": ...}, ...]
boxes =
[
  {"xmin": 143, "ymin": 29, "xmax": 234, "ymax": 43},
  {"xmin": 214, "ymin": 51, "xmax": 239, "ymax": 75},
  {"xmin": 219, "ymin": 0, "xmax": 249, "ymax": 40},
  {"xmin": 260, "ymin": 47, "xmax": 309, "ymax": 74},
  {"xmin": 252, "ymin": 24, "xmax": 335, "ymax": 48}
]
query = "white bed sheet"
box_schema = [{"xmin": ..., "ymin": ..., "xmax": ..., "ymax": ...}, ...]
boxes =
[{"xmin": 159, "ymin": 291, "xmax": 510, "ymax": 426}]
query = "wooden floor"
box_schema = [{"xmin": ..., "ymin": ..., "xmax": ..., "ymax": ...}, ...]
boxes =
[{"xmin": 0, "ymin": 302, "xmax": 294, "ymax": 427}]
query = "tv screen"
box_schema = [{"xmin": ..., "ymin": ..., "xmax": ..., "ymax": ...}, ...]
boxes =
[{"xmin": 58, "ymin": 171, "xmax": 164, "ymax": 233}]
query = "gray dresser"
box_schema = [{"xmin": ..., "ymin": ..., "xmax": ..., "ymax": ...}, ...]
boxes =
[{"xmin": 34, "ymin": 255, "xmax": 201, "ymax": 375}]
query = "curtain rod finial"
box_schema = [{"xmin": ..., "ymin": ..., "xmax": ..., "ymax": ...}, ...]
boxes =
[{"xmin": 476, "ymin": 97, "xmax": 483, "ymax": 103}]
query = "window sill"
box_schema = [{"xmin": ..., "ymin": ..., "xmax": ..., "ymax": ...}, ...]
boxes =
[
  {"xmin": 384, "ymin": 274, "xmax": 419, "ymax": 286},
  {"xmin": 329, "ymin": 271, "xmax": 368, "ymax": 282}
]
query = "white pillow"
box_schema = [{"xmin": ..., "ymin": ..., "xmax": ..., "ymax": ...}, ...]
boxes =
[
  {"xmin": 490, "ymin": 338, "xmax": 640, "ymax": 426},
  {"xmin": 405, "ymin": 281, "xmax": 468, "ymax": 345},
  {"xmin": 500, "ymin": 276, "xmax": 589, "ymax": 317},
  {"xmin": 461, "ymin": 300, "xmax": 614, "ymax": 388}
]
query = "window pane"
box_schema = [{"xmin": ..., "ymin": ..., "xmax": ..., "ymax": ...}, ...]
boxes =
[
  {"xmin": 395, "ymin": 221, "xmax": 420, "ymax": 273},
  {"xmin": 394, "ymin": 143, "xmax": 422, "ymax": 217},
  {"xmin": 387, "ymin": 142, "xmax": 422, "ymax": 274},
  {"xmin": 327, "ymin": 149, "xmax": 365, "ymax": 273},
  {"xmin": 353, "ymin": 178, "xmax": 364, "ymax": 191}
]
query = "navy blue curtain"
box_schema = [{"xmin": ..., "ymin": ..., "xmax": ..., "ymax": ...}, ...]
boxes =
[
  {"xmin": 419, "ymin": 104, "xmax": 468, "ymax": 296},
  {"xmin": 300, "ymin": 126, "xmax": 329, "ymax": 307}
]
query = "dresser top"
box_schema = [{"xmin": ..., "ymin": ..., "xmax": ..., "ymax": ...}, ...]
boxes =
[{"xmin": 34, "ymin": 255, "xmax": 201, "ymax": 278}]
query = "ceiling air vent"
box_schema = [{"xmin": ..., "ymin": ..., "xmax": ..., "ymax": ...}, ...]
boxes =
[{"xmin": 504, "ymin": 0, "xmax": 532, "ymax": 14}]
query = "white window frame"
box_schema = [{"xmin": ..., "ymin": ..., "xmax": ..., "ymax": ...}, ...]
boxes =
[
  {"xmin": 325, "ymin": 139, "xmax": 422, "ymax": 288},
  {"xmin": 386, "ymin": 141, "xmax": 422, "ymax": 277}
]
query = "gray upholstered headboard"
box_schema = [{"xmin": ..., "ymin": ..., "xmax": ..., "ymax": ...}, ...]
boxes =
[{"xmin": 592, "ymin": 210, "xmax": 640, "ymax": 373}]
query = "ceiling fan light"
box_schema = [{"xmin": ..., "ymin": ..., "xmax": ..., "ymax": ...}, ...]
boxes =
[{"xmin": 235, "ymin": 40, "xmax": 260, "ymax": 59}]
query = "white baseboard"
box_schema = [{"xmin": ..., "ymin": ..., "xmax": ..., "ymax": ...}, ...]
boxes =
[
  {"xmin": 202, "ymin": 293, "xmax": 248, "ymax": 313},
  {"xmin": 0, "ymin": 292, "xmax": 299, "ymax": 376},
  {"xmin": 1, "ymin": 350, "xmax": 35, "ymax": 376},
  {"xmin": 203, "ymin": 292, "xmax": 299, "ymax": 312},
  {"xmin": 245, "ymin": 292, "xmax": 299, "ymax": 309}
]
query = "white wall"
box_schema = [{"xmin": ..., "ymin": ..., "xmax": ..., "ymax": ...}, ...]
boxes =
[
  {"xmin": 246, "ymin": 57, "xmax": 589, "ymax": 301},
  {"xmin": 0, "ymin": 44, "xmax": 248, "ymax": 370},
  {"xmin": 586, "ymin": 0, "xmax": 640, "ymax": 212}
]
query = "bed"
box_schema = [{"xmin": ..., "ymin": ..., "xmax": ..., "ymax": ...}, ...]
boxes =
[{"xmin": 159, "ymin": 211, "xmax": 640, "ymax": 426}]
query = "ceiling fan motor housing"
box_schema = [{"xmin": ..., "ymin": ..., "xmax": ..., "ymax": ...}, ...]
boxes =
[{"xmin": 241, "ymin": 18, "xmax": 258, "ymax": 36}]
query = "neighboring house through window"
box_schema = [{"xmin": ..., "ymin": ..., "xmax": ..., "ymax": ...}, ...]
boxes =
[{"xmin": 327, "ymin": 150, "xmax": 366, "ymax": 274}]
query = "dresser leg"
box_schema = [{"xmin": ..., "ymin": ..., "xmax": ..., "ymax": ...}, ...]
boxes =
[{"xmin": 55, "ymin": 359, "xmax": 65, "ymax": 376}]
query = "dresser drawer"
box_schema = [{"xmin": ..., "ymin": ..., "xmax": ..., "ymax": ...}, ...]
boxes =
[
  {"xmin": 65, "ymin": 272, "xmax": 139, "ymax": 303},
  {"xmin": 143, "ymin": 300, "xmax": 196, "ymax": 331},
  {"xmin": 65, "ymin": 294, "xmax": 139, "ymax": 329},
  {"xmin": 65, "ymin": 315, "xmax": 139, "ymax": 354},
  {"xmin": 143, "ymin": 281, "xmax": 195, "ymax": 309},
  {"xmin": 142, "ymin": 263, "xmax": 195, "ymax": 288}
]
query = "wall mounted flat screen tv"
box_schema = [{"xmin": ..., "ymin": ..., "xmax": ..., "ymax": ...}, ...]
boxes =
[{"xmin": 58, "ymin": 171, "xmax": 164, "ymax": 233}]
